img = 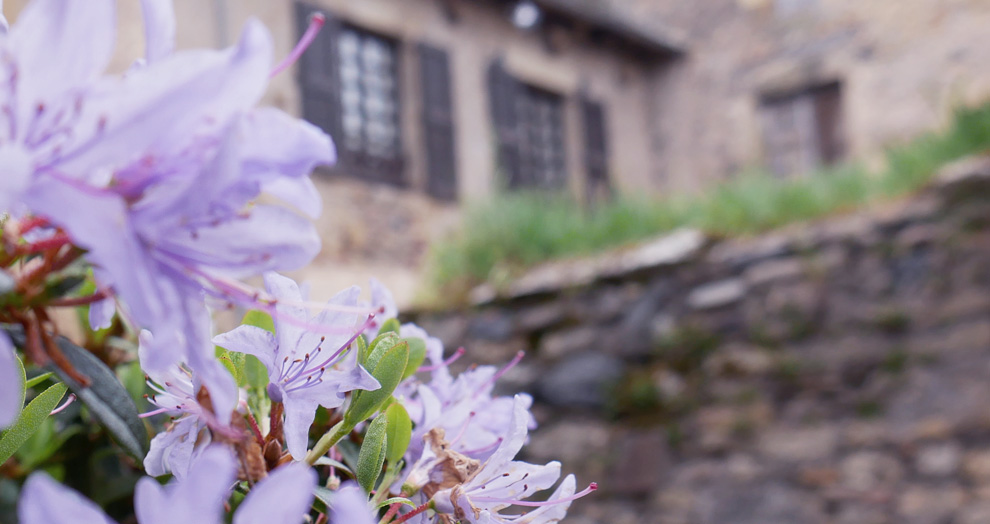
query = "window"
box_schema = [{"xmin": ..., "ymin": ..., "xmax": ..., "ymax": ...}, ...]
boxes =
[
  {"xmin": 296, "ymin": 4, "xmax": 404, "ymax": 185},
  {"xmin": 516, "ymin": 84, "xmax": 567, "ymax": 189},
  {"xmin": 759, "ymin": 82, "xmax": 844, "ymax": 178},
  {"xmin": 337, "ymin": 27, "xmax": 401, "ymax": 164},
  {"xmin": 487, "ymin": 59, "xmax": 567, "ymax": 190}
]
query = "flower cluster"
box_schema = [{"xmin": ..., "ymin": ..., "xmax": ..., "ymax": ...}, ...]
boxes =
[{"xmin": 0, "ymin": 1, "xmax": 596, "ymax": 523}]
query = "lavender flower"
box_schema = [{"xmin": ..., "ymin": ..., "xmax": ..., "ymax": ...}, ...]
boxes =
[
  {"xmin": 0, "ymin": 0, "xmax": 116, "ymax": 214},
  {"xmin": 139, "ymin": 339, "xmax": 242, "ymax": 478},
  {"xmin": 19, "ymin": 446, "xmax": 318, "ymax": 524},
  {"xmin": 332, "ymin": 484, "xmax": 377, "ymax": 524},
  {"xmin": 0, "ymin": 0, "xmax": 333, "ymax": 416},
  {"xmin": 426, "ymin": 396, "xmax": 595, "ymax": 524},
  {"xmin": 213, "ymin": 272, "xmax": 379, "ymax": 460}
]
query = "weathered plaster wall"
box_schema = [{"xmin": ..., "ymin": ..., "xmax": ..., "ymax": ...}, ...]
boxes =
[
  {"xmin": 406, "ymin": 156, "xmax": 990, "ymax": 523},
  {"xmin": 621, "ymin": 0, "xmax": 990, "ymax": 191}
]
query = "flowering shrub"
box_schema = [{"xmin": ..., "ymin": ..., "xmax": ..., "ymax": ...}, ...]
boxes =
[{"xmin": 0, "ymin": 1, "xmax": 594, "ymax": 523}]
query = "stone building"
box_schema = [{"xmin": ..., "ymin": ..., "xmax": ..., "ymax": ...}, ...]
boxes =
[{"xmin": 6, "ymin": 0, "xmax": 990, "ymax": 301}]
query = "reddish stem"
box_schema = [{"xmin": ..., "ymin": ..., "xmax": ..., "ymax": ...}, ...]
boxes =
[
  {"xmin": 47, "ymin": 289, "xmax": 110, "ymax": 308},
  {"xmin": 393, "ymin": 503, "xmax": 430, "ymax": 524},
  {"xmin": 17, "ymin": 216, "xmax": 50, "ymax": 235},
  {"xmin": 18, "ymin": 233, "xmax": 71, "ymax": 255},
  {"xmin": 245, "ymin": 409, "xmax": 266, "ymax": 448}
]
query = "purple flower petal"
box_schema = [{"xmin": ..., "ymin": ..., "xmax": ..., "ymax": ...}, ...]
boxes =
[
  {"xmin": 19, "ymin": 473, "xmax": 116, "ymax": 524},
  {"xmin": 9, "ymin": 0, "xmax": 115, "ymax": 106},
  {"xmin": 140, "ymin": 0, "xmax": 176, "ymax": 62},
  {"xmin": 282, "ymin": 395, "xmax": 320, "ymax": 461},
  {"xmin": 144, "ymin": 416, "xmax": 207, "ymax": 478},
  {"xmin": 136, "ymin": 446, "xmax": 236, "ymax": 524},
  {"xmin": 56, "ymin": 19, "xmax": 272, "ymax": 177},
  {"xmin": 332, "ymin": 484, "xmax": 376, "ymax": 524},
  {"xmin": 88, "ymin": 295, "xmax": 115, "ymax": 330},
  {"xmin": 232, "ymin": 462, "xmax": 317, "ymax": 524},
  {"xmin": 212, "ymin": 324, "xmax": 277, "ymax": 371}
]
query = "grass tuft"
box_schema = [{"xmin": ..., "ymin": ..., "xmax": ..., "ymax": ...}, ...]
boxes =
[{"xmin": 428, "ymin": 103, "xmax": 990, "ymax": 298}]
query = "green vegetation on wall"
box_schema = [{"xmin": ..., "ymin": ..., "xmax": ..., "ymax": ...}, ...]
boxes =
[{"xmin": 429, "ymin": 103, "xmax": 990, "ymax": 296}]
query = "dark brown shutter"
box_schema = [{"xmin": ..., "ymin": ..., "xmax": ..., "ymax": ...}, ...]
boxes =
[
  {"xmin": 295, "ymin": 2, "xmax": 342, "ymax": 163},
  {"xmin": 487, "ymin": 58, "xmax": 523, "ymax": 188},
  {"xmin": 581, "ymin": 96, "xmax": 610, "ymax": 201},
  {"xmin": 419, "ymin": 43, "xmax": 457, "ymax": 201},
  {"xmin": 813, "ymin": 83, "xmax": 844, "ymax": 166}
]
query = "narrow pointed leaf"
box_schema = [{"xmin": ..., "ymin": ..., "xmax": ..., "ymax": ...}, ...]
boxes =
[
  {"xmin": 356, "ymin": 334, "xmax": 369, "ymax": 365},
  {"xmin": 400, "ymin": 337, "xmax": 427, "ymax": 380},
  {"xmin": 0, "ymin": 382, "xmax": 67, "ymax": 464},
  {"xmin": 377, "ymin": 318, "xmax": 401, "ymax": 337},
  {"xmin": 313, "ymin": 456, "xmax": 353, "ymax": 475},
  {"xmin": 383, "ymin": 403, "xmax": 412, "ymax": 465},
  {"xmin": 24, "ymin": 372, "xmax": 53, "ymax": 389},
  {"xmin": 375, "ymin": 497, "xmax": 416, "ymax": 510},
  {"xmin": 345, "ymin": 341, "xmax": 409, "ymax": 426},
  {"xmin": 242, "ymin": 309, "xmax": 275, "ymax": 333},
  {"xmin": 364, "ymin": 332, "xmax": 399, "ymax": 370},
  {"xmin": 356, "ymin": 415, "xmax": 388, "ymax": 492},
  {"xmin": 313, "ymin": 486, "xmax": 336, "ymax": 511},
  {"xmin": 46, "ymin": 335, "xmax": 148, "ymax": 459}
]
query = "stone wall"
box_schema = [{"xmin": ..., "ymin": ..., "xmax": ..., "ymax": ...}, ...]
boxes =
[{"xmin": 405, "ymin": 157, "xmax": 990, "ymax": 524}]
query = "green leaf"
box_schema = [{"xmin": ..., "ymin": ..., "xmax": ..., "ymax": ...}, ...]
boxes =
[
  {"xmin": 242, "ymin": 309, "xmax": 275, "ymax": 334},
  {"xmin": 345, "ymin": 341, "xmax": 409, "ymax": 427},
  {"xmin": 336, "ymin": 439, "xmax": 361, "ymax": 472},
  {"xmin": 244, "ymin": 355, "xmax": 269, "ymax": 390},
  {"xmin": 363, "ymin": 332, "xmax": 399, "ymax": 370},
  {"xmin": 218, "ymin": 350, "xmax": 243, "ymax": 386},
  {"xmin": 356, "ymin": 335, "xmax": 370, "ymax": 366},
  {"xmin": 377, "ymin": 318, "xmax": 401, "ymax": 337},
  {"xmin": 12, "ymin": 351, "xmax": 26, "ymax": 422},
  {"xmin": 313, "ymin": 456, "xmax": 353, "ymax": 475},
  {"xmin": 383, "ymin": 403, "xmax": 412, "ymax": 465},
  {"xmin": 0, "ymin": 382, "xmax": 67, "ymax": 464},
  {"xmin": 116, "ymin": 361, "xmax": 148, "ymax": 409},
  {"xmin": 24, "ymin": 372, "xmax": 53, "ymax": 389},
  {"xmin": 356, "ymin": 415, "xmax": 388, "ymax": 493},
  {"xmin": 313, "ymin": 486, "xmax": 336, "ymax": 511},
  {"xmin": 375, "ymin": 497, "xmax": 416, "ymax": 510},
  {"xmin": 400, "ymin": 337, "xmax": 427, "ymax": 380},
  {"xmin": 44, "ymin": 335, "xmax": 148, "ymax": 459},
  {"xmin": 16, "ymin": 419, "xmax": 82, "ymax": 470}
]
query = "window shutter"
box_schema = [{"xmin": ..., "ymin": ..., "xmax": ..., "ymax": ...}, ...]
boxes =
[
  {"xmin": 295, "ymin": 3, "xmax": 342, "ymax": 163},
  {"xmin": 812, "ymin": 84, "xmax": 844, "ymax": 165},
  {"xmin": 581, "ymin": 96, "xmax": 610, "ymax": 201},
  {"xmin": 487, "ymin": 58, "xmax": 523, "ymax": 188},
  {"xmin": 419, "ymin": 43, "xmax": 457, "ymax": 201}
]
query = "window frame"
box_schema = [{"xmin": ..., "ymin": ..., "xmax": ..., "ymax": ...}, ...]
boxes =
[
  {"xmin": 758, "ymin": 81, "xmax": 844, "ymax": 178},
  {"xmin": 295, "ymin": 3, "xmax": 408, "ymax": 187}
]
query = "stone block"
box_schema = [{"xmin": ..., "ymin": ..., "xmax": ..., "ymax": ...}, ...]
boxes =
[
  {"xmin": 687, "ymin": 278, "xmax": 747, "ymax": 310},
  {"xmin": 513, "ymin": 300, "xmax": 569, "ymax": 333},
  {"xmin": 538, "ymin": 352, "xmax": 624, "ymax": 408},
  {"xmin": 935, "ymin": 154, "xmax": 990, "ymax": 206},
  {"xmin": 840, "ymin": 451, "xmax": 904, "ymax": 491},
  {"xmin": 743, "ymin": 257, "xmax": 805, "ymax": 287},
  {"xmin": 896, "ymin": 484, "xmax": 967, "ymax": 523},
  {"xmin": 606, "ymin": 429, "xmax": 671, "ymax": 496},
  {"xmin": 538, "ymin": 326, "xmax": 600, "ymax": 360},
  {"xmin": 465, "ymin": 309, "xmax": 514, "ymax": 341},
  {"xmin": 915, "ymin": 441, "xmax": 961, "ymax": 477},
  {"xmin": 963, "ymin": 449, "xmax": 990, "ymax": 483},
  {"xmin": 704, "ymin": 343, "xmax": 774, "ymax": 376},
  {"xmin": 759, "ymin": 426, "xmax": 839, "ymax": 463}
]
